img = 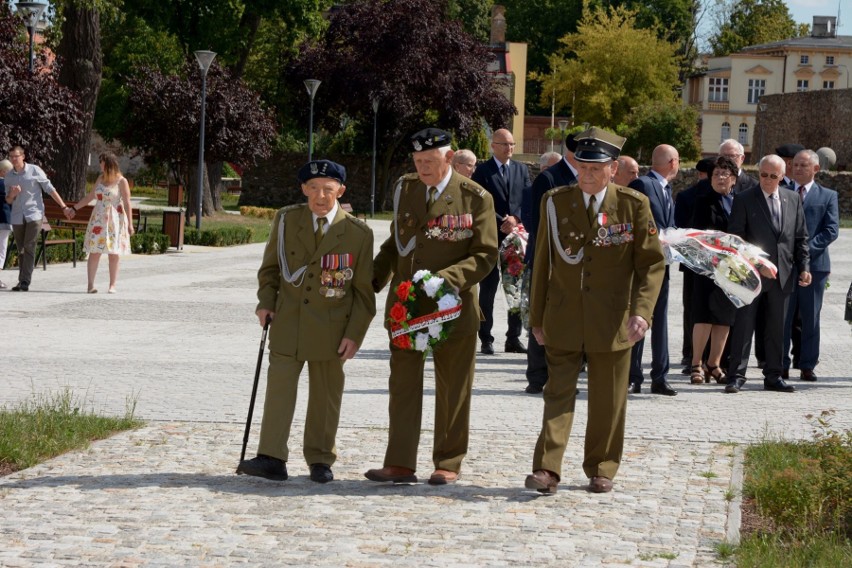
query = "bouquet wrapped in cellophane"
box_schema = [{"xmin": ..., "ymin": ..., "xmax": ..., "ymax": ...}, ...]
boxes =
[
  {"xmin": 660, "ymin": 228, "xmax": 778, "ymax": 308},
  {"xmin": 499, "ymin": 225, "xmax": 528, "ymax": 315}
]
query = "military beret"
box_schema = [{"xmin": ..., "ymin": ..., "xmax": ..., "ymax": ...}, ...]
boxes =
[
  {"xmin": 565, "ymin": 134, "xmax": 579, "ymax": 153},
  {"xmin": 775, "ymin": 143, "xmax": 805, "ymax": 158},
  {"xmin": 297, "ymin": 159, "xmax": 346, "ymax": 184},
  {"xmin": 696, "ymin": 157, "xmax": 716, "ymax": 174},
  {"xmin": 574, "ymin": 127, "xmax": 626, "ymax": 163},
  {"xmin": 411, "ymin": 128, "xmax": 452, "ymax": 152}
]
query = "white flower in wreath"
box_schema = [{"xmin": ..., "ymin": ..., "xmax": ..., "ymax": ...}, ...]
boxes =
[
  {"xmin": 437, "ymin": 294, "xmax": 459, "ymax": 311},
  {"xmin": 413, "ymin": 270, "xmax": 430, "ymax": 283},
  {"xmin": 428, "ymin": 323, "xmax": 442, "ymax": 338},
  {"xmin": 415, "ymin": 332, "xmax": 430, "ymax": 351},
  {"xmin": 423, "ymin": 276, "xmax": 445, "ymax": 297}
]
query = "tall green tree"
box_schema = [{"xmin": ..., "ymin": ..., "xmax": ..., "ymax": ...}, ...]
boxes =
[
  {"xmin": 289, "ymin": 0, "xmax": 515, "ymax": 208},
  {"xmin": 622, "ymin": 100, "xmax": 701, "ymax": 162},
  {"xmin": 538, "ymin": 6, "xmax": 679, "ymax": 129},
  {"xmin": 710, "ymin": 0, "xmax": 803, "ymax": 56}
]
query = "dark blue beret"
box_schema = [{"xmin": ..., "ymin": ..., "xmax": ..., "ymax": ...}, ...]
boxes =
[
  {"xmin": 297, "ymin": 159, "xmax": 346, "ymax": 184},
  {"xmin": 696, "ymin": 157, "xmax": 716, "ymax": 174},
  {"xmin": 410, "ymin": 128, "xmax": 452, "ymax": 152},
  {"xmin": 775, "ymin": 143, "xmax": 805, "ymax": 158},
  {"xmin": 565, "ymin": 134, "xmax": 578, "ymax": 153}
]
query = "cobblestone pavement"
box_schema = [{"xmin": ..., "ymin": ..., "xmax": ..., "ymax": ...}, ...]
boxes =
[{"xmin": 2, "ymin": 221, "xmax": 850, "ymax": 567}]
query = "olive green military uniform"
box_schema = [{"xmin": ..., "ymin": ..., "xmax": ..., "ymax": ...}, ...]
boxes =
[
  {"xmin": 373, "ymin": 170, "xmax": 497, "ymax": 473},
  {"xmin": 529, "ymin": 183, "xmax": 664, "ymax": 480},
  {"xmin": 256, "ymin": 203, "xmax": 375, "ymax": 466}
]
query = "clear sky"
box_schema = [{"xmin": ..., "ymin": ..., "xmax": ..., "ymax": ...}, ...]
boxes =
[{"xmin": 787, "ymin": 0, "xmax": 847, "ymax": 29}]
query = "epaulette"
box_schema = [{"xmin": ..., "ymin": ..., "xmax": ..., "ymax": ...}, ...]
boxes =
[
  {"xmin": 347, "ymin": 215, "xmax": 370, "ymax": 233},
  {"xmin": 617, "ymin": 185, "xmax": 646, "ymax": 201},
  {"xmin": 278, "ymin": 203, "xmax": 305, "ymax": 214},
  {"xmin": 545, "ymin": 185, "xmax": 572, "ymax": 198},
  {"xmin": 460, "ymin": 179, "xmax": 486, "ymax": 197}
]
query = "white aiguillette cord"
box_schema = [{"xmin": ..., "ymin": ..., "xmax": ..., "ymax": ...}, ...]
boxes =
[
  {"xmin": 394, "ymin": 178, "xmax": 417, "ymax": 257},
  {"xmin": 277, "ymin": 212, "xmax": 307, "ymax": 287},
  {"xmin": 547, "ymin": 196, "xmax": 584, "ymax": 266}
]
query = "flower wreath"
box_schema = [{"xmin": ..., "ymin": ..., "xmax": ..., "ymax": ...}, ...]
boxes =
[{"xmin": 388, "ymin": 270, "xmax": 462, "ymax": 356}]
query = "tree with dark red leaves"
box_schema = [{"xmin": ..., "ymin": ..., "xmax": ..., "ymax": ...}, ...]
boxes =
[
  {"xmin": 0, "ymin": 4, "xmax": 83, "ymax": 190},
  {"xmin": 122, "ymin": 59, "xmax": 277, "ymax": 218},
  {"xmin": 289, "ymin": 0, "xmax": 515, "ymax": 209}
]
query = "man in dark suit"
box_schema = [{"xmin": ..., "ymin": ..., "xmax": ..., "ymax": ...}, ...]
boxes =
[
  {"xmin": 776, "ymin": 143, "xmax": 805, "ymax": 189},
  {"xmin": 473, "ymin": 128, "xmax": 531, "ymax": 355},
  {"xmin": 782, "ymin": 149, "xmax": 839, "ymax": 381},
  {"xmin": 627, "ymin": 144, "xmax": 679, "ymax": 396},
  {"xmin": 520, "ymin": 135, "xmax": 580, "ymax": 394},
  {"xmin": 725, "ymin": 154, "xmax": 811, "ymax": 394}
]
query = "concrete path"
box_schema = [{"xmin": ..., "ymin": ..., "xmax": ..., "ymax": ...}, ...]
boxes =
[{"xmin": 2, "ymin": 221, "xmax": 850, "ymax": 567}]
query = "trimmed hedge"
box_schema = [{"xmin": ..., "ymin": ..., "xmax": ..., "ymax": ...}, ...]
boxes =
[
  {"xmin": 240, "ymin": 205, "xmax": 276, "ymax": 219},
  {"xmin": 4, "ymin": 229, "xmax": 170, "ymax": 268},
  {"xmin": 131, "ymin": 231, "xmax": 172, "ymax": 254},
  {"xmin": 183, "ymin": 226, "xmax": 253, "ymax": 246}
]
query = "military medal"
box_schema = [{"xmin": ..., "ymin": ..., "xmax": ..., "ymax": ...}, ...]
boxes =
[
  {"xmin": 343, "ymin": 268, "xmax": 353, "ymax": 280},
  {"xmin": 597, "ymin": 211, "xmax": 607, "ymax": 226},
  {"xmin": 597, "ymin": 227, "xmax": 608, "ymax": 239},
  {"xmin": 319, "ymin": 286, "xmax": 329, "ymax": 295}
]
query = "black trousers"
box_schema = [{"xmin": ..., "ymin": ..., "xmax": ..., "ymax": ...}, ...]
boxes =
[
  {"xmin": 727, "ymin": 279, "xmax": 789, "ymax": 381},
  {"xmin": 478, "ymin": 264, "xmax": 522, "ymax": 344}
]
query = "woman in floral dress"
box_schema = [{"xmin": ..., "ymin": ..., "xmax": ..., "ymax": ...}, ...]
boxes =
[{"xmin": 70, "ymin": 152, "xmax": 133, "ymax": 293}]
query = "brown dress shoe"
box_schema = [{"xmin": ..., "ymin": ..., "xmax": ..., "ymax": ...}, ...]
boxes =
[
  {"xmin": 525, "ymin": 469, "xmax": 559, "ymax": 494},
  {"xmin": 588, "ymin": 476, "xmax": 613, "ymax": 493},
  {"xmin": 800, "ymin": 369, "xmax": 817, "ymax": 382},
  {"xmin": 364, "ymin": 466, "xmax": 417, "ymax": 483},
  {"xmin": 428, "ymin": 469, "xmax": 459, "ymax": 485}
]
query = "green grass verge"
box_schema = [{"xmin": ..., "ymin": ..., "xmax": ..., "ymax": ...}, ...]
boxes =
[
  {"xmin": 0, "ymin": 389, "xmax": 143, "ymax": 474},
  {"xmin": 724, "ymin": 410, "xmax": 851, "ymax": 566}
]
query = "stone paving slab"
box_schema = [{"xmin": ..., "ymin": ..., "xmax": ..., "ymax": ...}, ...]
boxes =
[{"xmin": 2, "ymin": 220, "xmax": 851, "ymax": 566}]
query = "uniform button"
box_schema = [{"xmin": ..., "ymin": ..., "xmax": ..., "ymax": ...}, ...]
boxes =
[
  {"xmin": 583, "ymin": 286, "xmax": 590, "ymax": 292},
  {"xmin": 306, "ymin": 286, "xmax": 312, "ymax": 291},
  {"xmin": 415, "ymin": 259, "xmax": 422, "ymax": 264},
  {"xmin": 584, "ymin": 272, "xmax": 590, "ymax": 277},
  {"xmin": 308, "ymin": 273, "xmax": 314, "ymax": 278},
  {"xmin": 418, "ymin": 243, "xmax": 424, "ymax": 248},
  {"xmin": 586, "ymin": 256, "xmax": 592, "ymax": 262},
  {"xmin": 303, "ymin": 299, "xmax": 309, "ymax": 304}
]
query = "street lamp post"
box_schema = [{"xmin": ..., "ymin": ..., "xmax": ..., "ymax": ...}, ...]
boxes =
[
  {"xmin": 194, "ymin": 50, "xmax": 216, "ymax": 231},
  {"xmin": 557, "ymin": 119, "xmax": 569, "ymax": 154},
  {"xmin": 304, "ymin": 79, "xmax": 321, "ymax": 161},
  {"xmin": 16, "ymin": 2, "xmax": 47, "ymax": 73},
  {"xmin": 757, "ymin": 103, "xmax": 768, "ymax": 159},
  {"xmin": 370, "ymin": 96, "xmax": 379, "ymax": 218}
]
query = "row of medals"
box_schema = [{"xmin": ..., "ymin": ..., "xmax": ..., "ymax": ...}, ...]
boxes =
[
  {"xmin": 592, "ymin": 224, "xmax": 634, "ymax": 247},
  {"xmin": 319, "ymin": 268, "xmax": 354, "ymax": 298}
]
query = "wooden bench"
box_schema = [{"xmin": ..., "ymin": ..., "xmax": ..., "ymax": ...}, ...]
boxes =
[{"xmin": 34, "ymin": 201, "xmax": 144, "ymax": 270}]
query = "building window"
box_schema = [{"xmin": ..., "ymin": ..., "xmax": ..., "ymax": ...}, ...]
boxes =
[
  {"xmin": 721, "ymin": 122, "xmax": 731, "ymax": 142},
  {"xmin": 747, "ymin": 79, "xmax": 766, "ymax": 104},
  {"xmin": 826, "ymin": 55, "xmax": 835, "ymax": 65},
  {"xmin": 709, "ymin": 77, "xmax": 729, "ymax": 102},
  {"xmin": 738, "ymin": 123, "xmax": 749, "ymax": 146},
  {"xmin": 800, "ymin": 55, "xmax": 809, "ymax": 64},
  {"xmin": 824, "ymin": 80, "xmax": 835, "ymax": 89},
  {"xmin": 797, "ymin": 79, "xmax": 809, "ymax": 92}
]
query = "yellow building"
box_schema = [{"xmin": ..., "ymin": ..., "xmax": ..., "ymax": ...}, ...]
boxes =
[{"xmin": 683, "ymin": 16, "xmax": 852, "ymax": 158}]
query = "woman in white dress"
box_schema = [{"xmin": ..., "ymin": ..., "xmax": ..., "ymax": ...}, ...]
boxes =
[{"xmin": 70, "ymin": 153, "xmax": 134, "ymax": 293}]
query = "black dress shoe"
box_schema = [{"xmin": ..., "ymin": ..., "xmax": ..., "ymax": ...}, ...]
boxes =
[
  {"xmin": 524, "ymin": 384, "xmax": 543, "ymax": 394},
  {"xmin": 800, "ymin": 369, "xmax": 817, "ymax": 382},
  {"xmin": 11, "ymin": 283, "xmax": 28, "ymax": 291},
  {"xmin": 650, "ymin": 380, "xmax": 677, "ymax": 396},
  {"xmin": 725, "ymin": 377, "xmax": 746, "ymax": 393},
  {"xmin": 480, "ymin": 342, "xmax": 495, "ymax": 355},
  {"xmin": 309, "ymin": 463, "xmax": 334, "ymax": 483},
  {"xmin": 525, "ymin": 469, "xmax": 559, "ymax": 494},
  {"xmin": 764, "ymin": 378, "xmax": 796, "ymax": 393},
  {"xmin": 628, "ymin": 382, "xmax": 641, "ymax": 394},
  {"xmin": 504, "ymin": 338, "xmax": 528, "ymax": 354},
  {"xmin": 236, "ymin": 455, "xmax": 288, "ymax": 480}
]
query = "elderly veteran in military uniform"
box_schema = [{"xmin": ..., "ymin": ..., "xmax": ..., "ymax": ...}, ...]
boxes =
[
  {"xmin": 237, "ymin": 159, "xmax": 375, "ymax": 484},
  {"xmin": 524, "ymin": 129, "xmax": 665, "ymax": 494},
  {"xmin": 365, "ymin": 128, "xmax": 498, "ymax": 486}
]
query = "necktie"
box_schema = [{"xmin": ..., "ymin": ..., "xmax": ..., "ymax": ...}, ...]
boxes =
[
  {"xmin": 797, "ymin": 184, "xmax": 805, "ymax": 201},
  {"xmin": 500, "ymin": 163, "xmax": 508, "ymax": 178},
  {"xmin": 428, "ymin": 186, "xmax": 438, "ymax": 206},
  {"xmin": 315, "ymin": 217, "xmax": 327, "ymax": 248},
  {"xmin": 769, "ymin": 193, "xmax": 781, "ymax": 231},
  {"xmin": 587, "ymin": 195, "xmax": 597, "ymax": 227}
]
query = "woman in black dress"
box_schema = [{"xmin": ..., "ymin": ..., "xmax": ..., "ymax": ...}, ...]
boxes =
[{"xmin": 688, "ymin": 156, "xmax": 739, "ymax": 384}]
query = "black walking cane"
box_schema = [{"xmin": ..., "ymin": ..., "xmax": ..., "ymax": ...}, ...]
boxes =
[{"xmin": 239, "ymin": 314, "xmax": 271, "ymax": 464}]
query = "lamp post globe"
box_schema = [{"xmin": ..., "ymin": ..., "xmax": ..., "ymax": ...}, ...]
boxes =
[
  {"xmin": 194, "ymin": 50, "xmax": 217, "ymax": 230},
  {"xmin": 16, "ymin": 2, "xmax": 47, "ymax": 73},
  {"xmin": 304, "ymin": 79, "xmax": 322, "ymax": 161}
]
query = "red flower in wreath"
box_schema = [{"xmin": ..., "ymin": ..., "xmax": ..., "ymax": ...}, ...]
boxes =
[
  {"xmin": 97, "ymin": 193, "xmax": 103, "ymax": 200},
  {"xmin": 92, "ymin": 226, "xmax": 103, "ymax": 235},
  {"xmin": 389, "ymin": 301, "xmax": 408, "ymax": 324},
  {"xmin": 117, "ymin": 205, "xmax": 123, "ymax": 213},
  {"xmin": 396, "ymin": 280, "xmax": 414, "ymax": 302},
  {"xmin": 392, "ymin": 334, "xmax": 412, "ymax": 350}
]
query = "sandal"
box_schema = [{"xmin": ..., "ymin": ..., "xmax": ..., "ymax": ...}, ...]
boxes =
[
  {"xmin": 705, "ymin": 365, "xmax": 725, "ymax": 384},
  {"xmin": 690, "ymin": 365, "xmax": 704, "ymax": 384}
]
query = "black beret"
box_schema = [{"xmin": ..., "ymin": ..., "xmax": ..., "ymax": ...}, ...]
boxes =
[
  {"xmin": 565, "ymin": 134, "xmax": 578, "ymax": 153},
  {"xmin": 297, "ymin": 159, "xmax": 346, "ymax": 184},
  {"xmin": 574, "ymin": 127, "xmax": 626, "ymax": 163},
  {"xmin": 411, "ymin": 128, "xmax": 452, "ymax": 152},
  {"xmin": 696, "ymin": 157, "xmax": 716, "ymax": 174},
  {"xmin": 775, "ymin": 143, "xmax": 805, "ymax": 158}
]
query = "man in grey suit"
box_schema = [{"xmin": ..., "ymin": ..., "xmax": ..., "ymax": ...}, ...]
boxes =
[
  {"xmin": 725, "ymin": 155, "xmax": 811, "ymax": 394},
  {"xmin": 782, "ymin": 149, "xmax": 839, "ymax": 381},
  {"xmin": 474, "ymin": 128, "xmax": 531, "ymax": 355}
]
